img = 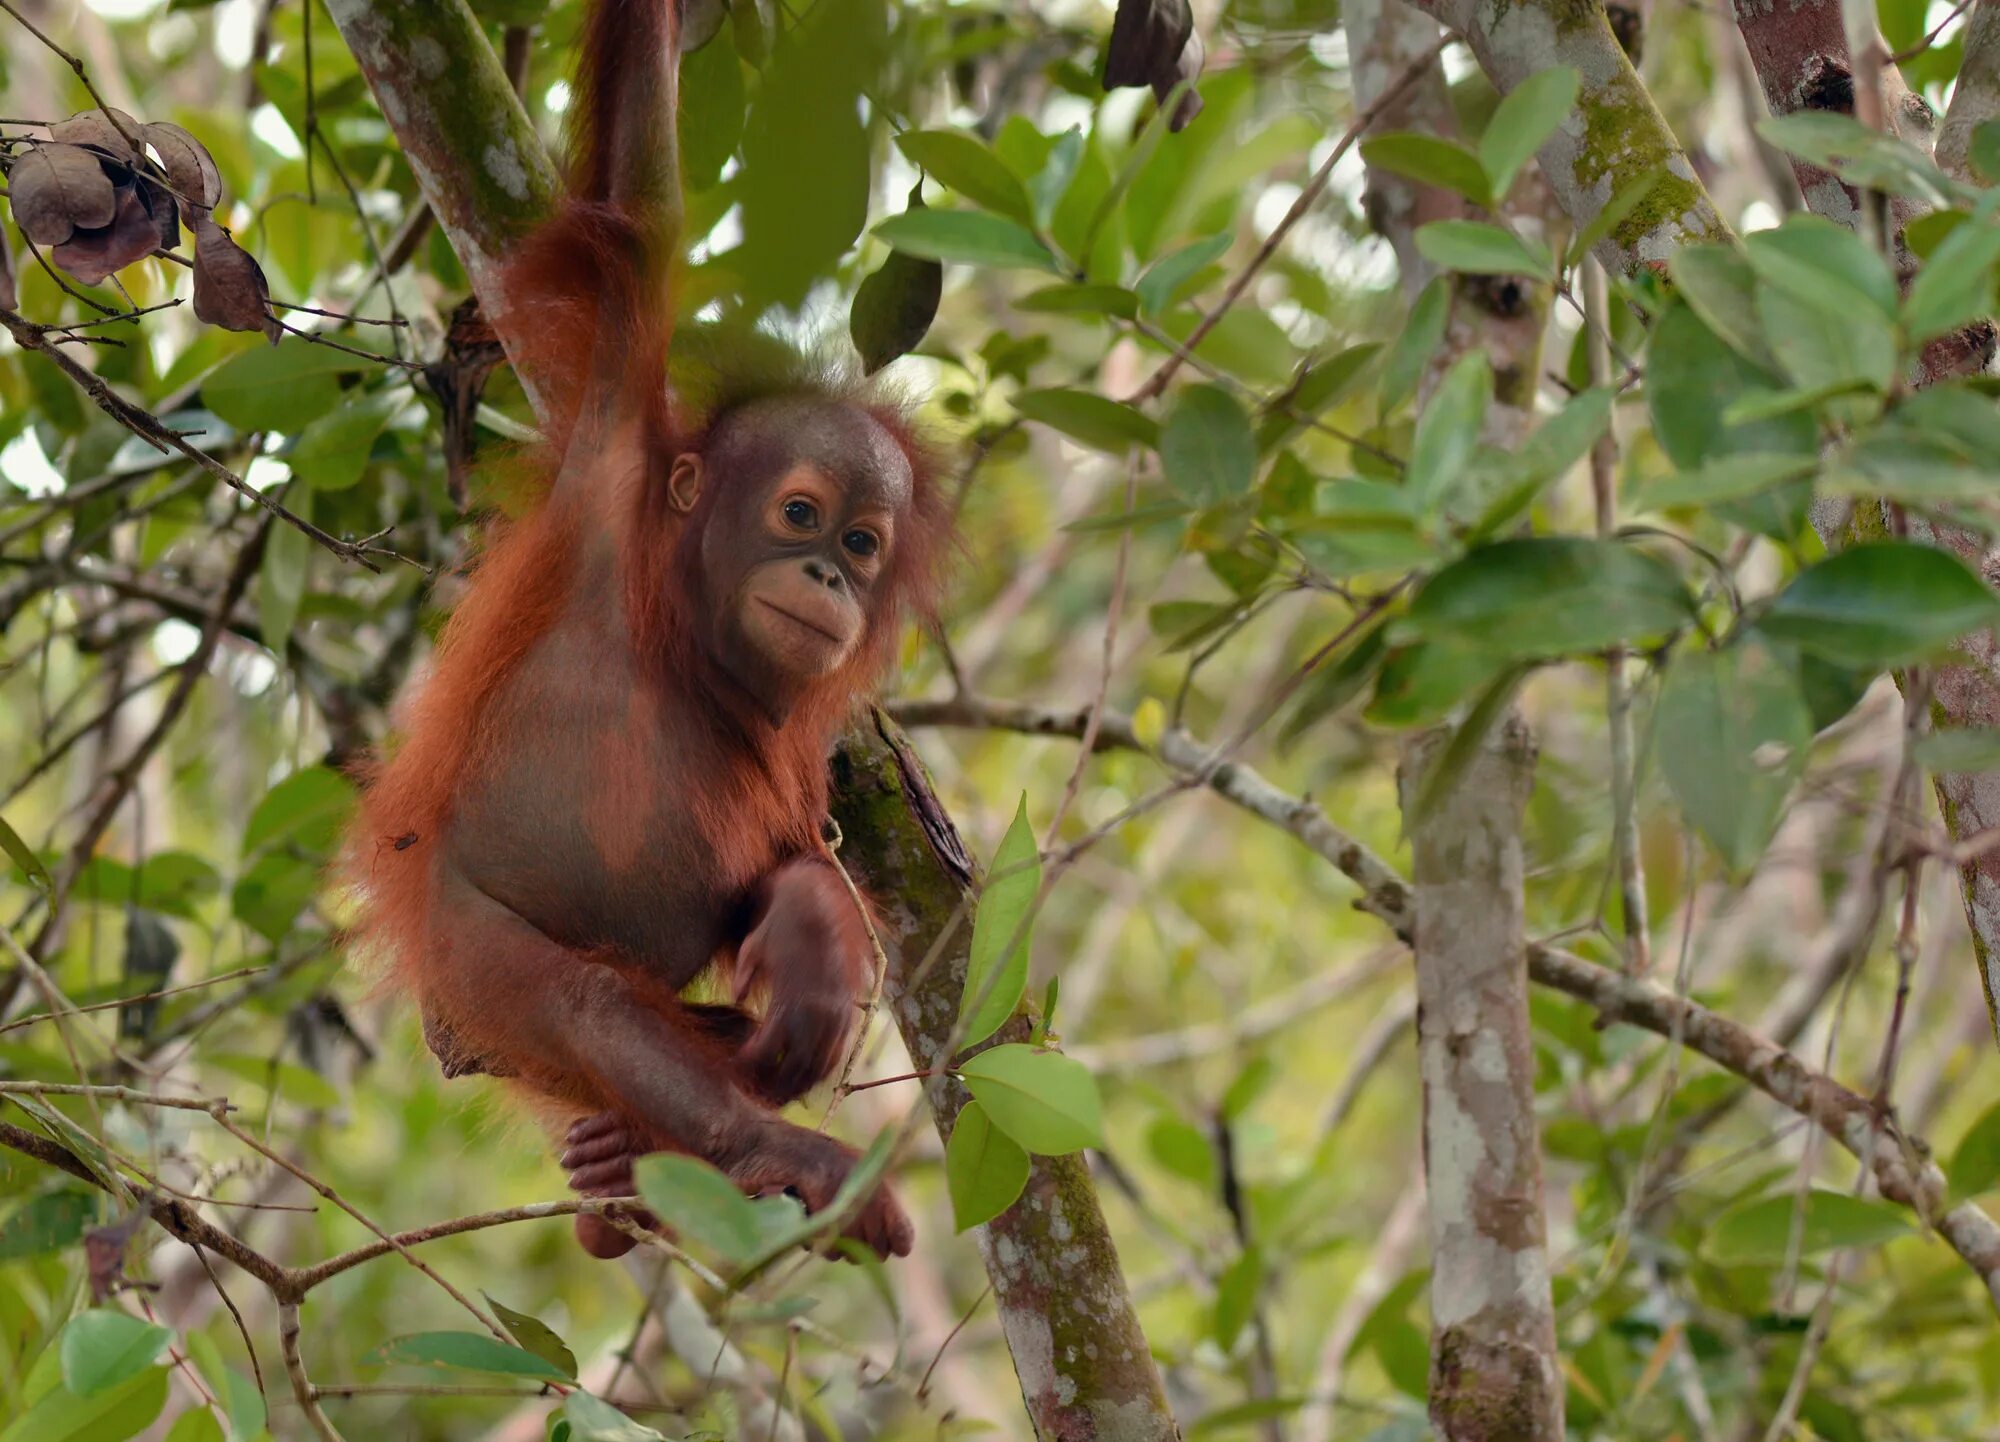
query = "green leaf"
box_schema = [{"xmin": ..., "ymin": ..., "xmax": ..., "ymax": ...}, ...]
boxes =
[
  {"xmin": 1635, "ymin": 453, "xmax": 1818, "ymax": 511},
  {"xmin": 0, "ymin": 1362, "xmax": 166, "ymax": 1442},
  {"xmin": 185, "ymin": 1332, "xmax": 263, "ymax": 1442},
  {"xmin": 944, "ymin": 1101, "xmax": 1031, "ymax": 1232},
  {"xmin": 1757, "ymin": 112, "xmax": 1954, "ymax": 206},
  {"xmin": 870, "ymin": 209, "xmax": 1057, "ymax": 271},
  {"xmin": 1744, "ymin": 215, "xmax": 1898, "ymax": 320},
  {"xmin": 1948, "ymin": 1100, "xmax": 2000, "ymax": 1203},
  {"xmin": 482, "ymin": 1295, "xmax": 578, "ymax": 1381},
  {"xmin": 202, "ymin": 340, "xmax": 364, "ymax": 433},
  {"xmin": 1146, "ymin": 1115, "xmax": 1218, "ymax": 1189},
  {"xmin": 1028, "ymin": 127, "xmax": 1084, "ymax": 230},
  {"xmin": 1462, "ymin": 386, "xmax": 1614, "ymax": 537},
  {"xmin": 60, "ymin": 1311, "xmax": 173, "ymax": 1398},
  {"xmin": 1667, "ymin": 244, "xmax": 1774, "ymax": 368},
  {"xmin": 1358, "ymin": 134, "xmax": 1490, "ymax": 207},
  {"xmin": 229, "ymin": 851, "xmax": 319, "ymax": 943},
  {"xmin": 1013, "ymin": 283, "xmax": 1139, "ymax": 318},
  {"xmin": 1381, "ymin": 276, "xmax": 1449, "ymax": 411},
  {"xmin": 1213, "ymin": 1245, "xmax": 1262, "ymax": 1350},
  {"xmin": 365, "ymin": 1331, "xmax": 574, "ymax": 1382},
  {"xmin": 1568, "ymin": 166, "xmax": 1664, "ymax": 267},
  {"xmin": 259, "ymin": 508, "xmax": 310, "ymax": 655},
  {"xmin": 960, "ymin": 796, "xmax": 1041, "ymax": 1049},
  {"xmin": 163, "ymin": 1409, "xmax": 225, "ymax": 1442},
  {"xmin": 1479, "ymin": 67, "xmax": 1578, "ymax": 200},
  {"xmin": 1646, "ymin": 300, "xmax": 1817, "ymax": 471},
  {"xmin": 1135, "ymin": 232, "xmax": 1232, "ymax": 316},
  {"xmin": 1260, "ymin": 344, "xmax": 1382, "ymax": 450},
  {"xmin": 736, "ymin": 0, "xmax": 882, "ymax": 304},
  {"xmin": 242, "ymin": 766, "xmax": 354, "ymax": 858},
  {"xmin": 0, "ymin": 810, "xmax": 51, "ymax": 896},
  {"xmin": 1414, "ymin": 220, "xmax": 1553, "ymax": 279},
  {"xmin": 1903, "ymin": 219, "xmax": 2000, "ymax": 342},
  {"xmin": 1709, "ymin": 1189, "xmax": 1913, "ymax": 1263},
  {"xmin": 561, "ymin": 1392, "xmax": 670, "ymax": 1442},
  {"xmin": 678, "ymin": 19, "xmax": 745, "ymax": 190},
  {"xmin": 1914, "ymin": 728, "xmax": 2000, "ymax": 776},
  {"xmin": 897, "ymin": 130, "xmax": 1035, "ymax": 224},
  {"xmin": 1974, "ymin": 121, "xmax": 2000, "ymax": 185},
  {"xmin": 1758, "ymin": 542, "xmax": 2000, "ymax": 669},
  {"xmin": 1011, "ymin": 388, "xmax": 1158, "ymax": 452},
  {"xmin": 1404, "ymin": 538, "xmax": 1693, "ymax": 659},
  {"xmin": 632, "ymin": 1154, "xmax": 800, "ymax": 1267},
  {"xmin": 1161, "ymin": 384, "xmax": 1256, "ymax": 504},
  {"xmin": 0, "ymin": 1191, "xmax": 95, "ymax": 1259},
  {"xmin": 850, "ymin": 242, "xmax": 942, "ymax": 374},
  {"xmin": 1754, "ymin": 277, "xmax": 1897, "ymax": 395},
  {"xmin": 1656, "ymin": 642, "xmax": 1813, "ymax": 875},
  {"xmin": 286, "ymin": 389, "xmax": 401, "ymax": 490},
  {"xmin": 1405, "ymin": 352, "xmax": 1490, "ymax": 510},
  {"xmin": 957, "ymin": 1044, "xmax": 1105, "ymax": 1155}
]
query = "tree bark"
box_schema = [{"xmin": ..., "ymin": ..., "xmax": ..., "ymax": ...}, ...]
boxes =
[
  {"xmin": 1401, "ymin": 718, "xmax": 1564, "ymax": 1442},
  {"xmin": 321, "ymin": 4, "xmax": 1176, "ymax": 1435}
]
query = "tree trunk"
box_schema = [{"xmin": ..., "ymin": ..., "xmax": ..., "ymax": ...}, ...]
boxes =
[{"xmin": 1401, "ymin": 717, "xmax": 1563, "ymax": 1442}]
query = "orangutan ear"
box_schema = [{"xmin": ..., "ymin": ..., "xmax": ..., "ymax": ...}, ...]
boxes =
[{"xmin": 667, "ymin": 453, "xmax": 704, "ymax": 513}]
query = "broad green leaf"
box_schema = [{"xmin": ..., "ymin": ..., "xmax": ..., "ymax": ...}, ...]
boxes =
[
  {"xmin": 957, "ymin": 1044, "xmax": 1105, "ymax": 1155},
  {"xmin": 1028, "ymin": 127, "xmax": 1085, "ymax": 230},
  {"xmin": 1635, "ymin": 453, "xmax": 1818, "ymax": 511},
  {"xmin": 1915, "ymin": 728, "xmax": 2000, "ymax": 776},
  {"xmin": 1280, "ymin": 622, "xmax": 1389, "ymax": 744},
  {"xmin": 1758, "ymin": 542, "xmax": 2000, "ymax": 669},
  {"xmin": 1146, "ymin": 1115, "xmax": 1218, "ymax": 1190},
  {"xmin": 944, "ymin": 1100, "xmax": 1031, "ymax": 1232},
  {"xmin": 850, "ymin": 241, "xmax": 942, "ymax": 374},
  {"xmin": 1948, "ymin": 1101, "xmax": 2000, "ymax": 1202},
  {"xmin": 1381, "ymin": 275, "xmax": 1450, "ymax": 410},
  {"xmin": 632, "ymin": 1154, "xmax": 800, "ymax": 1266},
  {"xmin": 1974, "ymin": 120, "xmax": 2000, "ymax": 185},
  {"xmin": 1013, "ymin": 283, "xmax": 1139, "ymax": 318},
  {"xmin": 736, "ymin": 0, "xmax": 882, "ymax": 303},
  {"xmin": 1358, "ymin": 134, "xmax": 1489, "ymax": 207},
  {"xmin": 259, "ymin": 509, "xmax": 310, "ymax": 655},
  {"xmin": 1259, "ymin": 343, "xmax": 1383, "ymax": 450},
  {"xmin": 1479, "ymin": 67, "xmax": 1578, "ymax": 200},
  {"xmin": 1656, "ymin": 643, "xmax": 1813, "ymax": 875},
  {"xmin": 1827, "ymin": 432, "xmax": 2000, "ymax": 502},
  {"xmin": 0, "ymin": 810, "xmax": 51, "ymax": 896},
  {"xmin": 1404, "ymin": 352, "xmax": 1490, "ymax": 510},
  {"xmin": 202, "ymin": 340, "xmax": 363, "ymax": 433},
  {"xmin": 1136, "ymin": 232, "xmax": 1231, "ymax": 316},
  {"xmin": 1462, "ymin": 386, "xmax": 1615, "ymax": 536},
  {"xmin": 1903, "ymin": 219, "xmax": 2000, "ymax": 342},
  {"xmin": 0, "ymin": 1362, "xmax": 166, "ymax": 1442},
  {"xmin": 1758, "ymin": 112, "xmax": 1954, "ymax": 206},
  {"xmin": 1161, "ymin": 384, "xmax": 1256, "ymax": 504},
  {"xmin": 366, "ymin": 1331, "xmax": 571, "ymax": 1382},
  {"xmin": 286, "ymin": 389, "xmax": 401, "ymax": 490},
  {"xmin": 1213, "ymin": 1245, "xmax": 1262, "ymax": 1350},
  {"xmin": 0, "ymin": 1191, "xmax": 95, "ymax": 1259},
  {"xmin": 163, "ymin": 1409, "xmax": 225, "ymax": 1442},
  {"xmin": 870, "ymin": 209, "xmax": 1057, "ymax": 271},
  {"xmin": 1367, "ymin": 638, "xmax": 1506, "ymax": 728},
  {"xmin": 242, "ymin": 765, "xmax": 354, "ymax": 857},
  {"xmin": 960, "ymin": 796, "xmax": 1040, "ymax": 1048},
  {"xmin": 229, "ymin": 851, "xmax": 319, "ymax": 943},
  {"xmin": 1190, "ymin": 1397, "xmax": 1310, "ymax": 1438},
  {"xmin": 1744, "ymin": 215, "xmax": 1898, "ymax": 319},
  {"xmin": 562, "ymin": 1392, "xmax": 669, "ymax": 1442},
  {"xmin": 1011, "ymin": 388, "xmax": 1158, "ymax": 452},
  {"xmin": 678, "ymin": 19, "xmax": 745, "ymax": 190},
  {"xmin": 1709, "ymin": 1188, "xmax": 1913, "ymax": 1263},
  {"xmin": 1754, "ymin": 277, "xmax": 1897, "ymax": 395},
  {"xmin": 1414, "ymin": 220, "xmax": 1553, "ymax": 279},
  {"xmin": 482, "ymin": 1294, "xmax": 578, "ymax": 1380},
  {"xmin": 1568, "ymin": 166, "xmax": 1664, "ymax": 266},
  {"xmin": 1667, "ymin": 244, "xmax": 1774, "ymax": 368},
  {"xmin": 1404, "ymin": 538, "xmax": 1693, "ymax": 659},
  {"xmin": 60, "ymin": 1311, "xmax": 173, "ymax": 1398},
  {"xmin": 185, "ymin": 1332, "xmax": 263, "ymax": 1442},
  {"xmin": 896, "ymin": 130, "xmax": 1035, "ymax": 224},
  {"xmin": 1646, "ymin": 300, "xmax": 1817, "ymax": 471}
]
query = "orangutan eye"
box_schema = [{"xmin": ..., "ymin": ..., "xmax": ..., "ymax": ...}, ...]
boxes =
[
  {"xmin": 781, "ymin": 498, "xmax": 819, "ymax": 530},
  {"xmin": 843, "ymin": 528, "xmax": 880, "ymax": 559}
]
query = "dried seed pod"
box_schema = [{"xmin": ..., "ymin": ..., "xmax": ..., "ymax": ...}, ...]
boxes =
[
  {"xmin": 49, "ymin": 108, "xmax": 143, "ymax": 163},
  {"xmin": 8, "ymin": 142, "xmax": 118, "ymax": 246},
  {"xmin": 143, "ymin": 121, "xmax": 223, "ymax": 213},
  {"xmin": 192, "ymin": 211, "xmax": 280, "ymax": 343},
  {"xmin": 50, "ymin": 182, "xmax": 160, "ymax": 286}
]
